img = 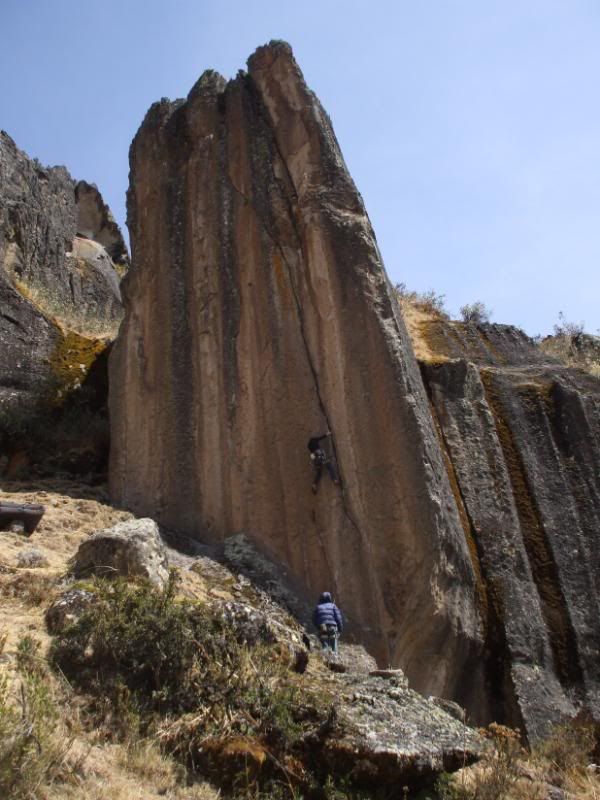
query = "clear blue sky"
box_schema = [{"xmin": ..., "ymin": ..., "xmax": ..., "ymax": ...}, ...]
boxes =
[{"xmin": 2, "ymin": 0, "xmax": 599, "ymax": 335}]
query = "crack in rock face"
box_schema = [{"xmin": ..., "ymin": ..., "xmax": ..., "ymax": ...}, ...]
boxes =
[{"xmin": 110, "ymin": 41, "xmax": 484, "ymax": 708}]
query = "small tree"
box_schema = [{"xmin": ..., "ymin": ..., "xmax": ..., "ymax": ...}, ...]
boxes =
[
  {"xmin": 395, "ymin": 283, "xmax": 448, "ymax": 318},
  {"xmin": 553, "ymin": 311, "xmax": 585, "ymax": 339},
  {"xmin": 460, "ymin": 301, "xmax": 492, "ymax": 325}
]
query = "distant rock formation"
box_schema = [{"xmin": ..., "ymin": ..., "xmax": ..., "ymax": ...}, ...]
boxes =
[
  {"xmin": 0, "ymin": 131, "xmax": 126, "ymax": 414},
  {"xmin": 110, "ymin": 42, "xmax": 484, "ymax": 706},
  {"xmin": 414, "ymin": 318, "xmax": 600, "ymax": 739},
  {"xmin": 0, "ymin": 131, "xmax": 127, "ymax": 477},
  {"xmin": 75, "ymin": 180, "xmax": 129, "ymax": 269}
]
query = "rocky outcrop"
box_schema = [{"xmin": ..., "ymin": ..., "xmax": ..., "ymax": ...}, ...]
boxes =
[
  {"xmin": 45, "ymin": 588, "xmax": 97, "ymax": 634},
  {"xmin": 417, "ymin": 319, "xmax": 600, "ymax": 740},
  {"xmin": 0, "ymin": 131, "xmax": 125, "ymax": 417},
  {"xmin": 320, "ymin": 670, "xmax": 482, "ymax": 790},
  {"xmin": 75, "ymin": 180, "xmax": 129, "ymax": 269},
  {"xmin": 71, "ymin": 518, "xmax": 169, "ymax": 587},
  {"xmin": 110, "ymin": 42, "xmax": 484, "ymax": 705},
  {"xmin": 166, "ymin": 540, "xmax": 484, "ymax": 793}
]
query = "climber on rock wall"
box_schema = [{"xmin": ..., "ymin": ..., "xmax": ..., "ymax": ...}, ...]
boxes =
[
  {"xmin": 308, "ymin": 431, "xmax": 341, "ymax": 494},
  {"xmin": 312, "ymin": 591, "xmax": 343, "ymax": 653}
]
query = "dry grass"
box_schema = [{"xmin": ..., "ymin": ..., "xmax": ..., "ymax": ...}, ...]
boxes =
[
  {"xmin": 540, "ymin": 334, "xmax": 600, "ymax": 378},
  {"xmin": 0, "ymin": 481, "xmax": 131, "ymax": 572},
  {"xmin": 0, "ymin": 482, "xmax": 132, "ymax": 657},
  {"xmin": 398, "ymin": 297, "xmax": 450, "ymax": 364},
  {"xmin": 440, "ymin": 721, "xmax": 600, "ymax": 800},
  {"xmin": 0, "ymin": 482, "xmax": 221, "ymax": 800},
  {"xmin": 42, "ymin": 739, "xmax": 221, "ymax": 800}
]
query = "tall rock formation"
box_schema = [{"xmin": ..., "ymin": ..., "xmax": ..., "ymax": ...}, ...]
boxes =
[
  {"xmin": 0, "ymin": 131, "xmax": 127, "ymax": 477},
  {"xmin": 110, "ymin": 42, "xmax": 485, "ymax": 706},
  {"xmin": 411, "ymin": 316, "xmax": 600, "ymax": 739},
  {"xmin": 0, "ymin": 130, "xmax": 126, "ymax": 413}
]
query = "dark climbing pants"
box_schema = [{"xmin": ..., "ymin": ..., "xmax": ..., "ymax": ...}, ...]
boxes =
[
  {"xmin": 320, "ymin": 631, "xmax": 339, "ymax": 653},
  {"xmin": 313, "ymin": 454, "xmax": 339, "ymax": 488}
]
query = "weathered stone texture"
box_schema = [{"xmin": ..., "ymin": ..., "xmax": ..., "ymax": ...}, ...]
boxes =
[
  {"xmin": 71, "ymin": 518, "xmax": 170, "ymax": 587},
  {"xmin": 75, "ymin": 180, "xmax": 129, "ymax": 268},
  {"xmin": 110, "ymin": 42, "xmax": 484, "ymax": 703},
  {"xmin": 420, "ymin": 322, "xmax": 600, "ymax": 740},
  {"xmin": 0, "ymin": 130, "xmax": 125, "ymax": 414}
]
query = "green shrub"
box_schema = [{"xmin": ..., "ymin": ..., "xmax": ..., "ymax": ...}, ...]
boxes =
[
  {"xmin": 49, "ymin": 573, "xmax": 340, "ymax": 797},
  {"xmin": 0, "ymin": 646, "xmax": 72, "ymax": 798},
  {"xmin": 51, "ymin": 572, "xmax": 320, "ymax": 733},
  {"xmin": 16, "ymin": 635, "xmax": 45, "ymax": 677},
  {"xmin": 395, "ymin": 283, "xmax": 449, "ymax": 318},
  {"xmin": 459, "ymin": 302, "xmax": 493, "ymax": 325},
  {"xmin": 51, "ymin": 571, "xmax": 218, "ymax": 714}
]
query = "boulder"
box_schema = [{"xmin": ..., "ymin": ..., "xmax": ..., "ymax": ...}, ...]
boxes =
[
  {"xmin": 45, "ymin": 588, "xmax": 97, "ymax": 634},
  {"xmin": 71, "ymin": 518, "xmax": 169, "ymax": 587},
  {"xmin": 310, "ymin": 673, "xmax": 483, "ymax": 792}
]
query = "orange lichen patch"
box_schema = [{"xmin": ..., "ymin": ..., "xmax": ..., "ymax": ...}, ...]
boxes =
[
  {"xmin": 199, "ymin": 736, "xmax": 269, "ymax": 784},
  {"xmin": 14, "ymin": 275, "xmax": 121, "ymax": 340},
  {"xmin": 217, "ymin": 737, "xmax": 267, "ymax": 765},
  {"xmin": 49, "ymin": 329, "xmax": 107, "ymax": 397}
]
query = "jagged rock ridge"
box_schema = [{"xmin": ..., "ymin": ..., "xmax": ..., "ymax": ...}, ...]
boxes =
[
  {"xmin": 110, "ymin": 42, "xmax": 485, "ymax": 707},
  {"xmin": 415, "ymin": 318, "xmax": 600, "ymax": 740},
  {"xmin": 0, "ymin": 131, "xmax": 126, "ymax": 415}
]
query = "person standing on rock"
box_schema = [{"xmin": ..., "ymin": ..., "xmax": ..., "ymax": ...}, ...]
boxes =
[
  {"xmin": 313, "ymin": 591, "xmax": 343, "ymax": 653},
  {"xmin": 308, "ymin": 432, "xmax": 341, "ymax": 494}
]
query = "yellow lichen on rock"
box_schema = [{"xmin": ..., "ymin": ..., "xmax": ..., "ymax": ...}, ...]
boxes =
[{"xmin": 48, "ymin": 328, "xmax": 107, "ymax": 397}]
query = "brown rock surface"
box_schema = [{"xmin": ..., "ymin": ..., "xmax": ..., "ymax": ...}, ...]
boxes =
[
  {"xmin": 418, "ymin": 319, "xmax": 600, "ymax": 740},
  {"xmin": 110, "ymin": 42, "xmax": 484, "ymax": 703}
]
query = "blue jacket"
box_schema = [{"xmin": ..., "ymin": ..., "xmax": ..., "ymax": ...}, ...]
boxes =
[{"xmin": 312, "ymin": 592, "xmax": 343, "ymax": 632}]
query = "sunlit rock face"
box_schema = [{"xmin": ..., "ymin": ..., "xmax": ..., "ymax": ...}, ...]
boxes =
[
  {"xmin": 418, "ymin": 320, "xmax": 600, "ymax": 740},
  {"xmin": 0, "ymin": 131, "xmax": 125, "ymax": 413},
  {"xmin": 110, "ymin": 42, "xmax": 484, "ymax": 704}
]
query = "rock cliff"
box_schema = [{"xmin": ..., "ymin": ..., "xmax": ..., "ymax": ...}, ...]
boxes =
[
  {"xmin": 413, "ymin": 316, "xmax": 600, "ymax": 739},
  {"xmin": 110, "ymin": 41, "xmax": 599, "ymax": 739},
  {"xmin": 110, "ymin": 42, "xmax": 485, "ymax": 705},
  {"xmin": 0, "ymin": 130, "xmax": 125, "ymax": 417}
]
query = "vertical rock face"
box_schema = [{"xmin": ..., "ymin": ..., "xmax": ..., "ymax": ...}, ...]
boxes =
[
  {"xmin": 110, "ymin": 42, "xmax": 484, "ymax": 701},
  {"xmin": 417, "ymin": 319, "xmax": 600, "ymax": 740},
  {"xmin": 0, "ymin": 130, "xmax": 126, "ymax": 412}
]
